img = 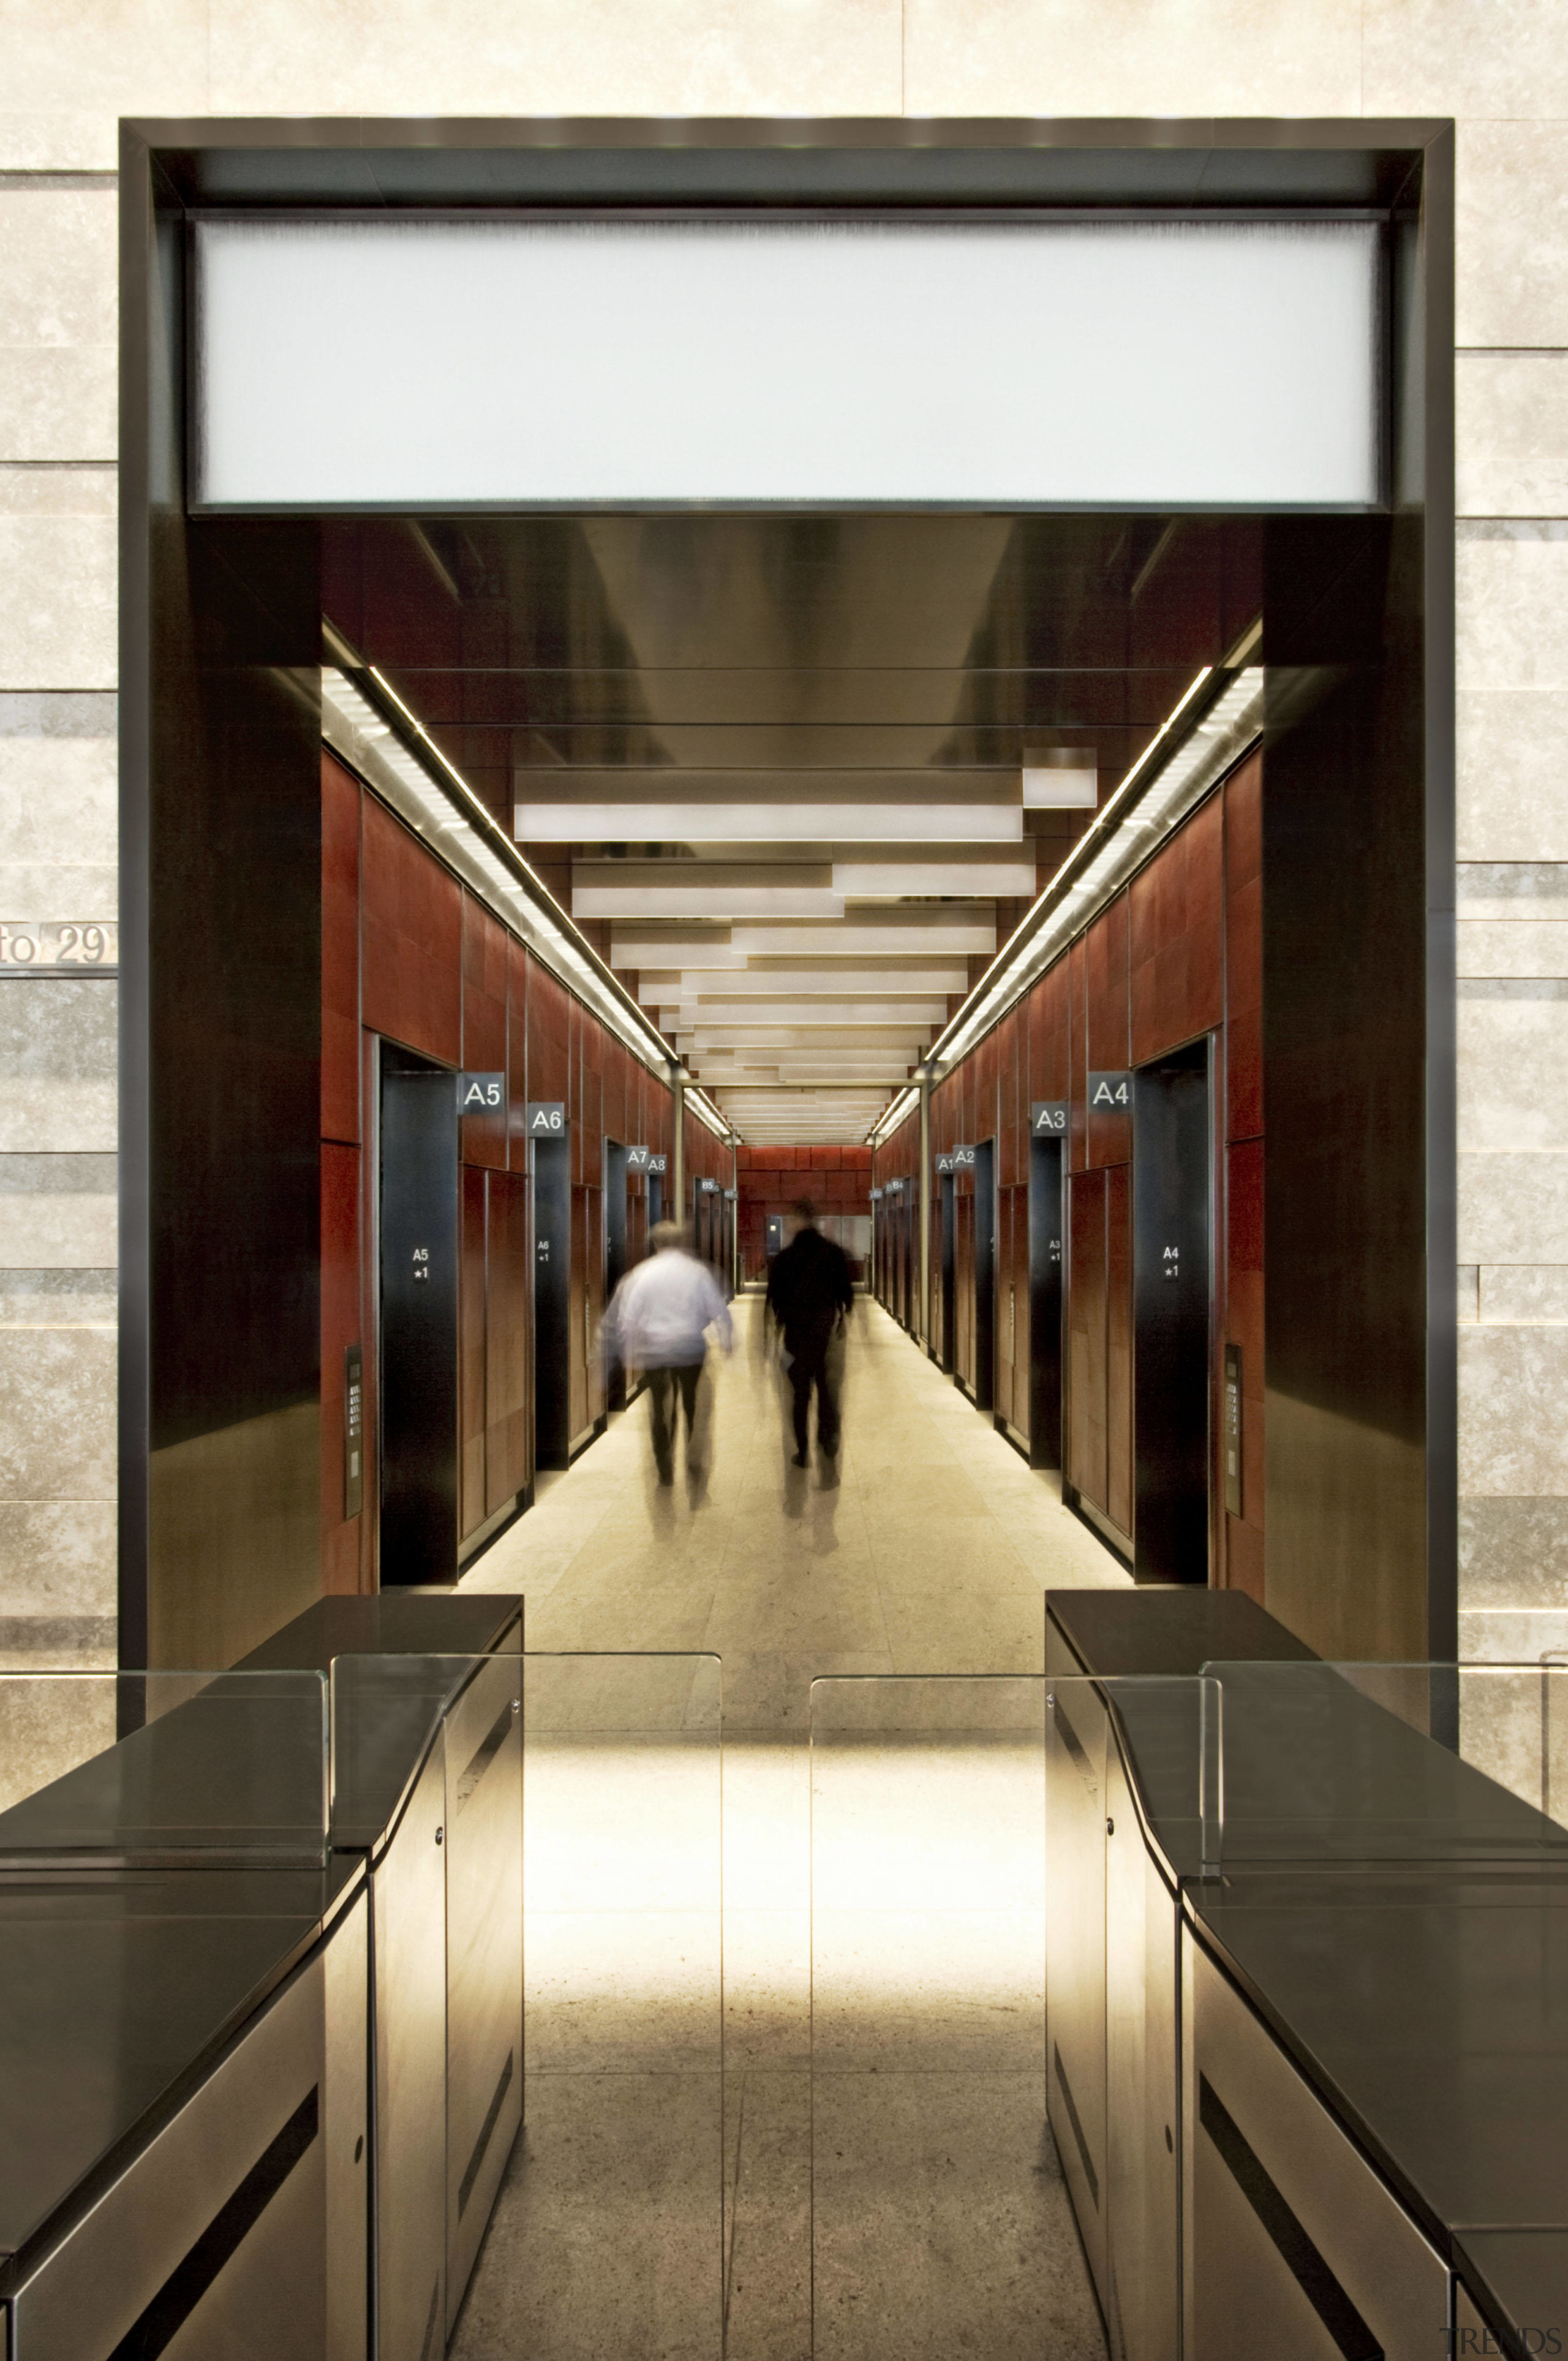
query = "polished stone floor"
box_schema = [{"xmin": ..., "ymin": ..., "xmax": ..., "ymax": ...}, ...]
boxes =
[{"xmin": 455, "ymin": 1296, "xmax": 1124, "ymax": 2359}]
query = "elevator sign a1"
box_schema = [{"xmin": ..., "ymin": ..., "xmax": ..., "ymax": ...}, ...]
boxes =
[
  {"xmin": 1030, "ymin": 1101, "xmax": 1068, "ymax": 1136},
  {"xmin": 526, "ymin": 1101, "xmax": 566, "ymax": 1135},
  {"xmin": 1087, "ymin": 1073, "xmax": 1131, "ymax": 1111},
  {"xmin": 934, "ymin": 1150, "xmax": 955, "ymax": 1174},
  {"xmin": 460, "ymin": 1071, "xmax": 505, "ymax": 1113}
]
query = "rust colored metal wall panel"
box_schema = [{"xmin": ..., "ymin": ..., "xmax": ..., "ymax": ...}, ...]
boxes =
[
  {"xmin": 460, "ymin": 894, "xmax": 508, "ymax": 1171},
  {"xmin": 506, "ymin": 935, "xmax": 531, "ymax": 1172},
  {"xmin": 1067, "ymin": 938, "xmax": 1088, "ymax": 1174},
  {"xmin": 322, "ymin": 752, "xmax": 362, "ymax": 1146},
  {"xmin": 360, "ymin": 794, "xmax": 463, "ymax": 1064},
  {"xmin": 570, "ymin": 1182, "xmax": 590, "ymax": 1441},
  {"xmin": 1225, "ymin": 754, "xmax": 1264, "ymax": 1143},
  {"xmin": 527, "ymin": 959, "xmax": 571, "ymax": 1107},
  {"xmin": 1085, "ymin": 896, "xmax": 1131, "ymax": 1171}
]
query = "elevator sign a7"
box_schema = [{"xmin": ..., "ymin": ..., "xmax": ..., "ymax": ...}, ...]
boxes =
[
  {"xmin": 460, "ymin": 1071, "xmax": 505, "ymax": 1113},
  {"xmin": 527, "ymin": 1101, "xmax": 566, "ymax": 1135},
  {"xmin": 1031, "ymin": 1101, "xmax": 1068, "ymax": 1135},
  {"xmin": 626, "ymin": 1144, "xmax": 653, "ymax": 1171},
  {"xmin": 1087, "ymin": 1073, "xmax": 1131, "ymax": 1110}
]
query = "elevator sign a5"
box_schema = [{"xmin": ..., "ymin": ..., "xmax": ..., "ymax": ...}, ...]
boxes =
[
  {"xmin": 527, "ymin": 1101, "xmax": 566, "ymax": 1135},
  {"xmin": 1088, "ymin": 1073, "xmax": 1131, "ymax": 1110},
  {"xmin": 1031, "ymin": 1101, "xmax": 1068, "ymax": 1135},
  {"xmin": 461, "ymin": 1071, "xmax": 505, "ymax": 1113}
]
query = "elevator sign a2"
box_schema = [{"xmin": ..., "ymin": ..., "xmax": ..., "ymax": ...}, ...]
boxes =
[
  {"xmin": 526, "ymin": 1101, "xmax": 566, "ymax": 1136},
  {"xmin": 461, "ymin": 1071, "xmax": 505, "ymax": 1114}
]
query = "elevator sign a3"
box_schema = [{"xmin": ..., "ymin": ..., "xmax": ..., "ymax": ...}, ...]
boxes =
[
  {"xmin": 526, "ymin": 1101, "xmax": 566, "ymax": 1135},
  {"xmin": 1030, "ymin": 1101, "xmax": 1068, "ymax": 1135}
]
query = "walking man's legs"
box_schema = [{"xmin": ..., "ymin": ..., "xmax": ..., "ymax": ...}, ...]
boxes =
[
  {"xmin": 789, "ymin": 1348, "xmax": 822, "ymax": 1464},
  {"xmin": 677, "ymin": 1361, "xmax": 704, "ymax": 1473},
  {"xmin": 648, "ymin": 1366, "xmax": 677, "ymax": 1484}
]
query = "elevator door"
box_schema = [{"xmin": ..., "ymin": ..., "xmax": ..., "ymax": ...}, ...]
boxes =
[
  {"xmin": 1029, "ymin": 1135, "xmax": 1065, "ymax": 1470},
  {"xmin": 605, "ymin": 1141, "xmax": 628, "ymax": 1413},
  {"xmin": 974, "ymin": 1141, "xmax": 996, "ymax": 1413},
  {"xmin": 1133, "ymin": 1039, "xmax": 1213, "ymax": 1583},
  {"xmin": 940, "ymin": 1174, "xmax": 956, "ymax": 1374},
  {"xmin": 380, "ymin": 1060, "xmax": 459, "ymax": 1584},
  {"xmin": 533, "ymin": 1134, "xmax": 571, "ymax": 1472}
]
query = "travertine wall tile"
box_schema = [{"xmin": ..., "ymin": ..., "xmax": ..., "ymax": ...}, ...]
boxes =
[
  {"xmin": 1456, "ymin": 121, "xmax": 1568, "ymax": 350},
  {"xmin": 0, "ymin": 467, "xmax": 116, "ymax": 690},
  {"xmin": 1461, "ymin": 1495, "xmax": 1568, "ymax": 1607},
  {"xmin": 1457, "ymin": 526, "xmax": 1568, "ymax": 694},
  {"xmin": 1479, "ymin": 1264, "xmax": 1568, "ymax": 1323},
  {"xmin": 1458, "ymin": 864, "xmax": 1568, "ymax": 919},
  {"xmin": 1457, "ymin": 978, "xmax": 1568, "ymax": 1151},
  {"xmin": 1458, "ymin": 353, "xmax": 1568, "ymax": 519},
  {"xmin": 0, "ymin": 1500, "xmax": 115, "ymax": 1620},
  {"xmin": 208, "ymin": 0, "xmax": 902, "ymax": 118},
  {"xmin": 903, "ymin": 0, "xmax": 1360, "ymax": 116},
  {"xmin": 0, "ymin": 1182, "xmax": 116, "ymax": 1269},
  {"xmin": 1363, "ymin": 0, "xmax": 1568, "ymax": 118},
  {"xmin": 0, "ymin": 187, "xmax": 117, "ymax": 462},
  {"xmin": 0, "ymin": 977, "xmax": 115, "ymax": 1151},
  {"xmin": 2, "ymin": 3, "xmax": 208, "ymax": 170},
  {"xmin": 0, "ymin": 691, "xmax": 117, "ymax": 920},
  {"xmin": 1459, "ymin": 692, "xmax": 1568, "ymax": 861},
  {"xmin": 1459, "ymin": 920, "xmax": 1568, "ymax": 977},
  {"xmin": 1460, "ymin": 1152, "xmax": 1568, "ymax": 1263},
  {"xmin": 0, "ymin": 1322, "xmax": 114, "ymax": 1500},
  {"xmin": 1460, "ymin": 1324, "xmax": 1568, "ymax": 1495},
  {"xmin": 0, "ymin": 1267, "xmax": 115, "ymax": 1325},
  {"xmin": 1459, "ymin": 1264, "xmax": 1479, "ymax": 1321}
]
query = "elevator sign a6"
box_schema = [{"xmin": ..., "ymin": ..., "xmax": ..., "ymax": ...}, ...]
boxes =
[
  {"xmin": 461, "ymin": 1071, "xmax": 505, "ymax": 1113},
  {"xmin": 526, "ymin": 1101, "xmax": 566, "ymax": 1135}
]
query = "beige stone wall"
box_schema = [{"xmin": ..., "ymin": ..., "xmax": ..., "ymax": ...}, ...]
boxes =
[{"xmin": 2, "ymin": 3, "xmax": 1562, "ymax": 1663}]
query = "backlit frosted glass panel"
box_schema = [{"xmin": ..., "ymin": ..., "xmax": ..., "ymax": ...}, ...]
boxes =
[{"xmin": 192, "ymin": 216, "xmax": 1382, "ymax": 510}]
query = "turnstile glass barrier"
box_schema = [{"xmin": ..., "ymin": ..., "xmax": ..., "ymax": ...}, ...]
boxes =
[
  {"xmin": 1201, "ymin": 1658, "xmax": 1568, "ymax": 1867},
  {"xmin": 0, "ymin": 1669, "xmax": 329, "ymax": 1867},
  {"xmin": 516, "ymin": 1650, "xmax": 723, "ymax": 2359}
]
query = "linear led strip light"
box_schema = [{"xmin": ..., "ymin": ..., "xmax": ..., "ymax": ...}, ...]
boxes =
[
  {"xmin": 320, "ymin": 627, "xmax": 678, "ymax": 1088},
  {"xmin": 680, "ymin": 1078, "xmax": 735, "ymax": 1144},
  {"xmin": 907, "ymin": 627, "xmax": 1265, "ymax": 1109},
  {"xmin": 869, "ymin": 1084, "xmax": 920, "ymax": 1149}
]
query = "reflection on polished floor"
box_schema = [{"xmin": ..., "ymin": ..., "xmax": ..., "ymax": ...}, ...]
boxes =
[{"xmin": 456, "ymin": 1299, "xmax": 1124, "ymax": 2359}]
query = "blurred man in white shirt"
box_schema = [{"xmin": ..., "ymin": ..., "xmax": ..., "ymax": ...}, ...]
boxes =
[{"xmin": 602, "ymin": 1221, "xmax": 733, "ymax": 1487}]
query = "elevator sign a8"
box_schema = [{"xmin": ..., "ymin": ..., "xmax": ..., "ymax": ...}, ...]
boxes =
[
  {"xmin": 461, "ymin": 1071, "xmax": 505, "ymax": 1113},
  {"xmin": 1031, "ymin": 1101, "xmax": 1068, "ymax": 1135},
  {"xmin": 526, "ymin": 1101, "xmax": 566, "ymax": 1135}
]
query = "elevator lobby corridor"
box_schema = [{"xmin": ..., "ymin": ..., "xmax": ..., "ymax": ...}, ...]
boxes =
[{"xmin": 454, "ymin": 1299, "xmax": 1120, "ymax": 2361}]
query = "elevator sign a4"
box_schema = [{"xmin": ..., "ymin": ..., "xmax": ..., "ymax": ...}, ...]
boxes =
[
  {"xmin": 527, "ymin": 1101, "xmax": 566, "ymax": 1135},
  {"xmin": 1088, "ymin": 1073, "xmax": 1131, "ymax": 1110},
  {"xmin": 1031, "ymin": 1101, "xmax": 1068, "ymax": 1135},
  {"xmin": 461, "ymin": 1071, "xmax": 505, "ymax": 1113}
]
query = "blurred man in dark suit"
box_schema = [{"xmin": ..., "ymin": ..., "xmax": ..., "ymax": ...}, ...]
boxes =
[{"xmin": 766, "ymin": 1199, "xmax": 854, "ymax": 1470}]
